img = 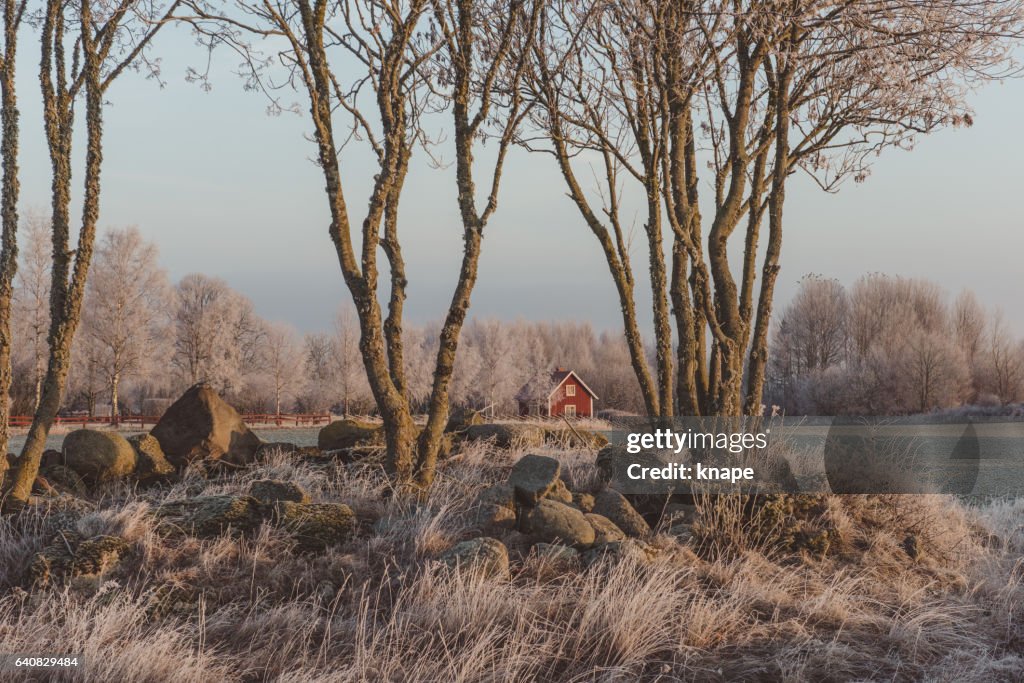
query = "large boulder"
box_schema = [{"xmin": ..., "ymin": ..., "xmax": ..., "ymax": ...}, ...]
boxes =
[
  {"xmin": 127, "ymin": 434, "xmax": 175, "ymax": 484},
  {"xmin": 592, "ymin": 489, "xmax": 651, "ymax": 538},
  {"xmin": 62, "ymin": 429, "xmax": 137, "ymax": 485},
  {"xmin": 317, "ymin": 419, "xmax": 383, "ymax": 451},
  {"xmin": 508, "ymin": 454, "xmax": 561, "ymax": 506},
  {"xmin": 462, "ymin": 424, "xmax": 547, "ymax": 449},
  {"xmin": 520, "ymin": 499, "xmax": 595, "ymax": 548},
  {"xmin": 151, "ymin": 384, "xmax": 263, "ymax": 468},
  {"xmin": 440, "ymin": 537, "xmax": 510, "ymax": 580}
]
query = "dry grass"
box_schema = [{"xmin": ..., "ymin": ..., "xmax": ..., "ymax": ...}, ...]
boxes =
[{"xmin": 0, "ymin": 442, "xmax": 1021, "ymax": 682}]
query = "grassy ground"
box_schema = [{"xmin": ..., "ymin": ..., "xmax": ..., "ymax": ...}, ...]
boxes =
[{"xmin": 0, "ymin": 439, "xmax": 1022, "ymax": 682}]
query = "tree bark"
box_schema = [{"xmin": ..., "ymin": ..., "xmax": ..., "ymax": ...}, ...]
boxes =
[{"xmin": 0, "ymin": 0, "xmax": 23, "ymax": 483}]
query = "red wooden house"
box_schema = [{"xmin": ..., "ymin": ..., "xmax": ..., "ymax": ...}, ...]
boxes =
[{"xmin": 516, "ymin": 368, "xmax": 598, "ymax": 418}]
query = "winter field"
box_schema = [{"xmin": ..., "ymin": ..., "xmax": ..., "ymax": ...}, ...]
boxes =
[{"xmin": 1, "ymin": 429, "xmax": 1022, "ymax": 682}]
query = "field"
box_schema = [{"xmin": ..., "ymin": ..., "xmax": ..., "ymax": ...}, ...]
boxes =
[{"xmin": 1, "ymin": 437, "xmax": 1022, "ymax": 682}]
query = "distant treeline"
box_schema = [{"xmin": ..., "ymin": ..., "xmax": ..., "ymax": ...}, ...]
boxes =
[
  {"xmin": 7, "ymin": 218, "xmax": 646, "ymax": 418},
  {"xmin": 767, "ymin": 274, "xmax": 1023, "ymax": 415}
]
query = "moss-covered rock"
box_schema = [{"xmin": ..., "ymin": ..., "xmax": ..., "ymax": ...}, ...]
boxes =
[
  {"xmin": 440, "ymin": 537, "xmax": 510, "ymax": 579},
  {"xmin": 270, "ymin": 502, "xmax": 356, "ymax": 551},
  {"xmin": 62, "ymin": 429, "xmax": 137, "ymax": 485},
  {"xmin": 445, "ymin": 407, "xmax": 485, "ymax": 433},
  {"xmin": 473, "ymin": 482, "xmax": 517, "ymax": 532},
  {"xmin": 317, "ymin": 419, "xmax": 383, "ymax": 451},
  {"xmin": 592, "ymin": 489, "xmax": 651, "ymax": 538},
  {"xmin": 586, "ymin": 513, "xmax": 626, "ymax": 545},
  {"xmin": 508, "ymin": 454, "xmax": 561, "ymax": 506},
  {"xmin": 164, "ymin": 495, "xmax": 265, "ymax": 537},
  {"xmin": 521, "ymin": 499, "xmax": 596, "ymax": 548},
  {"xmin": 462, "ymin": 424, "xmax": 547, "ymax": 449},
  {"xmin": 28, "ymin": 532, "xmax": 130, "ymax": 587},
  {"xmin": 127, "ymin": 433, "xmax": 175, "ymax": 484},
  {"xmin": 249, "ymin": 479, "xmax": 311, "ymax": 504}
]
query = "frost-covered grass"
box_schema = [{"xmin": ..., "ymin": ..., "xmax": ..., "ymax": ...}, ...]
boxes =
[{"xmin": 0, "ymin": 442, "xmax": 1021, "ymax": 682}]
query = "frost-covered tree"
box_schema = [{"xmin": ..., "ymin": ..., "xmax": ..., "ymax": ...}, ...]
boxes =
[
  {"xmin": 171, "ymin": 274, "xmax": 264, "ymax": 394},
  {"xmin": 79, "ymin": 227, "xmax": 171, "ymax": 419}
]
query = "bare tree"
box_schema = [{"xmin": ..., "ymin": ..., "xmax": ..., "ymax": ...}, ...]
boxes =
[
  {"xmin": 12, "ymin": 212, "xmax": 52, "ymax": 411},
  {"xmin": 80, "ymin": 227, "xmax": 171, "ymax": 421},
  {"xmin": 526, "ymin": 0, "xmax": 1023, "ymax": 417},
  {"xmin": 3, "ymin": 0, "xmax": 181, "ymax": 509},
  {"xmin": 901, "ymin": 330, "xmax": 969, "ymax": 412},
  {"xmin": 953, "ymin": 289, "xmax": 987, "ymax": 369},
  {"xmin": 182, "ymin": 0, "xmax": 540, "ymax": 489},
  {"xmin": 171, "ymin": 273, "xmax": 263, "ymax": 393},
  {"xmin": 980, "ymin": 311, "xmax": 1024, "ymax": 403},
  {"xmin": 258, "ymin": 320, "xmax": 305, "ymax": 415},
  {"xmin": 0, "ymin": 0, "xmax": 26, "ymax": 472}
]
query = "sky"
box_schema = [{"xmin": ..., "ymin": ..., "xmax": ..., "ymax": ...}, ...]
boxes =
[{"xmin": 12, "ymin": 24, "xmax": 1024, "ymax": 336}]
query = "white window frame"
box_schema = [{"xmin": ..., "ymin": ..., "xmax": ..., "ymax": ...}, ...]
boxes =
[
  {"xmin": 565, "ymin": 384, "xmax": 576, "ymax": 397},
  {"xmin": 564, "ymin": 405, "xmax": 576, "ymax": 417}
]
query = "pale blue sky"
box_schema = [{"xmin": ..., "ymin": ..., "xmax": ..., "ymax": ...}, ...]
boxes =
[{"xmin": 13, "ymin": 24, "xmax": 1024, "ymax": 334}]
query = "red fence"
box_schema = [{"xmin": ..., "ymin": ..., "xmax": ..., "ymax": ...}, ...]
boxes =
[{"xmin": 8, "ymin": 413, "xmax": 332, "ymax": 429}]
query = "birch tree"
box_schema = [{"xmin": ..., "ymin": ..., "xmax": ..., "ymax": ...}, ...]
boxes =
[
  {"xmin": 259, "ymin": 320, "xmax": 305, "ymax": 415},
  {"xmin": 12, "ymin": 212, "xmax": 52, "ymax": 411},
  {"xmin": 526, "ymin": 0, "xmax": 1024, "ymax": 418},
  {"xmin": 80, "ymin": 227, "xmax": 171, "ymax": 420}
]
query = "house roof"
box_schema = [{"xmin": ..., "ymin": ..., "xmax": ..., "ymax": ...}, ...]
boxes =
[{"xmin": 515, "ymin": 368, "xmax": 599, "ymax": 402}]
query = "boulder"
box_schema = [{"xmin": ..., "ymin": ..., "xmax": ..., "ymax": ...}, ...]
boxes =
[
  {"xmin": 462, "ymin": 424, "xmax": 547, "ymax": 449},
  {"xmin": 546, "ymin": 478, "xmax": 574, "ymax": 505},
  {"xmin": 28, "ymin": 531, "xmax": 130, "ymax": 587},
  {"xmin": 473, "ymin": 482, "xmax": 517, "ymax": 532},
  {"xmin": 521, "ymin": 499, "xmax": 595, "ymax": 548},
  {"xmin": 249, "ymin": 479, "xmax": 311, "ymax": 504},
  {"xmin": 270, "ymin": 502, "xmax": 356, "ymax": 551},
  {"xmin": 445, "ymin": 407, "xmax": 485, "ymax": 433},
  {"xmin": 317, "ymin": 419, "xmax": 383, "ymax": 451},
  {"xmin": 439, "ymin": 537, "xmax": 510, "ymax": 580},
  {"xmin": 166, "ymin": 495, "xmax": 264, "ymax": 537},
  {"xmin": 581, "ymin": 539, "xmax": 659, "ymax": 569},
  {"xmin": 151, "ymin": 384, "xmax": 263, "ymax": 468},
  {"xmin": 592, "ymin": 489, "xmax": 651, "ymax": 538},
  {"xmin": 127, "ymin": 434, "xmax": 175, "ymax": 484},
  {"xmin": 508, "ymin": 454, "xmax": 561, "ymax": 506},
  {"xmin": 586, "ymin": 513, "xmax": 627, "ymax": 545},
  {"xmin": 572, "ymin": 492, "xmax": 595, "ymax": 513},
  {"xmin": 62, "ymin": 429, "xmax": 137, "ymax": 485},
  {"xmin": 531, "ymin": 542, "xmax": 579, "ymax": 568}
]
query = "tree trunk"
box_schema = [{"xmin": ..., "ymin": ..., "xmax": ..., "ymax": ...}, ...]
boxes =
[
  {"xmin": 0, "ymin": 0, "xmax": 21, "ymax": 482},
  {"xmin": 3, "ymin": 5, "xmax": 104, "ymax": 510},
  {"xmin": 111, "ymin": 372, "xmax": 119, "ymax": 425}
]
